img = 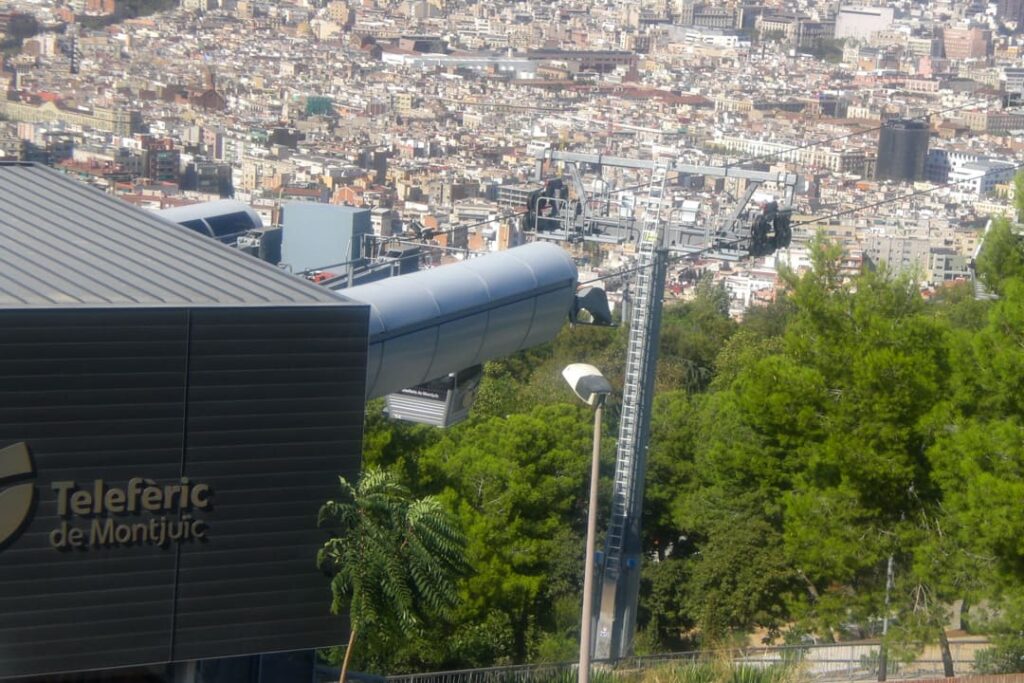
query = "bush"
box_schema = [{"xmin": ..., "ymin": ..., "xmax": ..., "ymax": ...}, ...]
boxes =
[{"xmin": 975, "ymin": 641, "xmax": 1024, "ymax": 674}]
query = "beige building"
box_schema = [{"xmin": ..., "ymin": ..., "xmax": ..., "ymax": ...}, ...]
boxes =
[
  {"xmin": 718, "ymin": 135, "xmax": 870, "ymax": 174},
  {"xmin": 0, "ymin": 99, "xmax": 142, "ymax": 136},
  {"xmin": 961, "ymin": 109, "xmax": 1024, "ymax": 132},
  {"xmin": 942, "ymin": 26, "xmax": 991, "ymax": 60}
]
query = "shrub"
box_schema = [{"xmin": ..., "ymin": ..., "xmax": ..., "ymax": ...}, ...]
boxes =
[{"xmin": 975, "ymin": 641, "xmax": 1024, "ymax": 674}]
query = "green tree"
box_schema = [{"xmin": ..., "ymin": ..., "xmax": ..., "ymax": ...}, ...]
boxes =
[
  {"xmin": 342, "ymin": 226, "xmax": 1024, "ymax": 670},
  {"xmin": 318, "ymin": 468, "xmax": 468, "ymax": 683},
  {"xmin": 1014, "ymin": 171, "xmax": 1024, "ymax": 222},
  {"xmin": 929, "ymin": 420, "xmax": 1024, "ymax": 595},
  {"xmin": 780, "ymin": 263, "xmax": 952, "ymax": 645},
  {"xmin": 738, "ymin": 295, "xmax": 796, "ymax": 339},
  {"xmin": 927, "ymin": 280, "xmax": 990, "ymax": 332},
  {"xmin": 637, "ymin": 556, "xmax": 695, "ymax": 652},
  {"xmin": 948, "ymin": 279, "xmax": 1024, "ymax": 418},
  {"xmin": 688, "ymin": 513, "xmax": 797, "ymax": 642},
  {"xmin": 976, "ymin": 217, "xmax": 1024, "ymax": 293},
  {"xmin": 676, "ymin": 366, "xmax": 820, "ymax": 639},
  {"xmin": 361, "ymin": 399, "xmax": 440, "ymax": 484},
  {"xmin": 470, "ymin": 323, "xmax": 624, "ymax": 420},
  {"xmin": 472, "ymin": 361, "xmax": 532, "ymax": 421},
  {"xmin": 659, "ymin": 278, "xmax": 737, "ymax": 393},
  {"xmin": 675, "ymin": 237, "xmax": 960, "ymax": 660},
  {"xmin": 646, "ymin": 391, "xmax": 701, "ymax": 556},
  {"xmin": 416, "ymin": 403, "xmax": 597, "ymax": 662},
  {"xmin": 929, "ymin": 248, "xmax": 1024, "ymax": 670}
]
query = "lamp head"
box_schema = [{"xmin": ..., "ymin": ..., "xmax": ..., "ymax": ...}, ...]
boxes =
[{"xmin": 561, "ymin": 363, "xmax": 612, "ymax": 407}]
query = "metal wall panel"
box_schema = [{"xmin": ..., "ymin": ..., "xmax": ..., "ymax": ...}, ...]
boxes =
[
  {"xmin": 0, "ymin": 305, "xmax": 368, "ymax": 679},
  {"xmin": 173, "ymin": 306, "xmax": 366, "ymax": 661},
  {"xmin": 0, "ymin": 163, "xmax": 344, "ymax": 308},
  {"xmin": 0, "ymin": 309, "xmax": 186, "ymax": 678}
]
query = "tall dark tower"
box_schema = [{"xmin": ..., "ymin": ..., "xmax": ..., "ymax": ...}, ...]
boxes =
[
  {"xmin": 997, "ymin": 0, "xmax": 1024, "ymax": 26},
  {"xmin": 876, "ymin": 118, "xmax": 929, "ymax": 182},
  {"xmin": 203, "ymin": 64, "xmax": 216, "ymax": 90},
  {"xmin": 69, "ymin": 28, "xmax": 80, "ymax": 75}
]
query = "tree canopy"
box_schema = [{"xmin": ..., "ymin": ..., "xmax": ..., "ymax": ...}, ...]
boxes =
[{"xmin": 346, "ymin": 229, "xmax": 1024, "ymax": 673}]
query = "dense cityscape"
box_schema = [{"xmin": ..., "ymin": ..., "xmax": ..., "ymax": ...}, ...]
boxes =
[
  {"xmin": 0, "ymin": 0, "xmax": 1021, "ymax": 301},
  {"xmin": 2, "ymin": 0, "xmax": 1024, "ymax": 681}
]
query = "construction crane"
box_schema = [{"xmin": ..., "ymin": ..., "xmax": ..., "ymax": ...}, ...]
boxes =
[{"xmin": 531, "ymin": 149, "xmax": 800, "ymax": 660}]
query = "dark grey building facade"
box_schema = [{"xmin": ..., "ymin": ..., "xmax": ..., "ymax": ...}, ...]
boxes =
[
  {"xmin": 997, "ymin": 0, "xmax": 1024, "ymax": 26},
  {"xmin": 0, "ymin": 163, "xmax": 368, "ymax": 680},
  {"xmin": 875, "ymin": 118, "xmax": 930, "ymax": 182},
  {"xmin": 0, "ymin": 163, "xmax": 584, "ymax": 682}
]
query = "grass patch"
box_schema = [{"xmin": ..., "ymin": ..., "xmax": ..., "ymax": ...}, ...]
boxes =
[{"xmin": 637, "ymin": 659, "xmax": 802, "ymax": 683}]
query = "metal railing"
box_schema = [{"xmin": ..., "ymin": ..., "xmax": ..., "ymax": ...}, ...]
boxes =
[
  {"xmin": 383, "ymin": 639, "xmax": 992, "ymax": 683},
  {"xmin": 723, "ymin": 640, "xmax": 990, "ymax": 682}
]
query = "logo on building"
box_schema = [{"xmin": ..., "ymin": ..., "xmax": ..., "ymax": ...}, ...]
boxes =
[
  {"xmin": 0, "ymin": 442, "xmax": 213, "ymax": 552},
  {"xmin": 0, "ymin": 442, "xmax": 35, "ymax": 551},
  {"xmin": 49, "ymin": 477, "xmax": 212, "ymax": 550}
]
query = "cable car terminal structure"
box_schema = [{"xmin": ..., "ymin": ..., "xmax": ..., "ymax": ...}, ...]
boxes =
[
  {"xmin": 352, "ymin": 149, "xmax": 798, "ymax": 662},
  {"xmin": 524, "ymin": 150, "xmax": 798, "ymax": 660},
  {"xmin": 0, "ymin": 163, "xmax": 581, "ymax": 681},
  {"xmin": 0, "ymin": 155, "xmax": 795, "ymax": 681}
]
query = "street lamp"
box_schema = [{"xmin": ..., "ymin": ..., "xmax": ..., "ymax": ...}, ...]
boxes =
[{"xmin": 562, "ymin": 363, "xmax": 612, "ymax": 683}]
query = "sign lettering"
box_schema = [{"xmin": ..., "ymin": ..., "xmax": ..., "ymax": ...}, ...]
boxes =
[{"xmin": 48, "ymin": 477, "xmax": 212, "ymax": 551}]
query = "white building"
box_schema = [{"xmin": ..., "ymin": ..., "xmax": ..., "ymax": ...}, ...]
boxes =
[
  {"xmin": 925, "ymin": 148, "xmax": 987, "ymax": 183},
  {"xmin": 665, "ymin": 25, "xmax": 750, "ymax": 48},
  {"xmin": 949, "ymin": 160, "xmax": 1017, "ymax": 197},
  {"xmin": 722, "ymin": 270, "xmax": 777, "ymax": 318},
  {"xmin": 381, "ymin": 50, "xmax": 537, "ymax": 79},
  {"xmin": 928, "ymin": 247, "xmax": 971, "ymax": 284},
  {"xmin": 835, "ymin": 6, "xmax": 895, "ymax": 41}
]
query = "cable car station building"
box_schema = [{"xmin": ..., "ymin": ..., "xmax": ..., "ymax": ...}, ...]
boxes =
[{"xmin": 0, "ymin": 163, "xmax": 580, "ymax": 681}]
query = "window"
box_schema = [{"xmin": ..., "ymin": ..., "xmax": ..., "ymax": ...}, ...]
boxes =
[
  {"xmin": 180, "ymin": 218, "xmax": 212, "ymax": 237},
  {"xmin": 205, "ymin": 211, "xmax": 257, "ymax": 241}
]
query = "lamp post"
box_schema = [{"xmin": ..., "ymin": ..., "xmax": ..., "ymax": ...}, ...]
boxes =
[{"xmin": 561, "ymin": 363, "xmax": 612, "ymax": 683}]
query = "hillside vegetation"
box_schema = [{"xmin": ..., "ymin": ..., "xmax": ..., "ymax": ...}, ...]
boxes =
[{"xmin": 354, "ymin": 222, "xmax": 1024, "ymax": 675}]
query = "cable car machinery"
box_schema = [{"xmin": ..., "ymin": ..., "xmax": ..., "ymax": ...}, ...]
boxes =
[
  {"xmin": 528, "ymin": 149, "xmax": 799, "ymax": 661},
  {"xmin": 530, "ymin": 150, "xmax": 797, "ymax": 259}
]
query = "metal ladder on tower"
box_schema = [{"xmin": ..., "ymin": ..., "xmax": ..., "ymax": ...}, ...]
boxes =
[
  {"xmin": 602, "ymin": 162, "xmax": 669, "ymax": 586},
  {"xmin": 533, "ymin": 148, "xmax": 800, "ymax": 660}
]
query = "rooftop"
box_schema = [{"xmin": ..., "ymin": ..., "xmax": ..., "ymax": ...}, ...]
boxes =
[{"xmin": 0, "ymin": 162, "xmax": 347, "ymax": 308}]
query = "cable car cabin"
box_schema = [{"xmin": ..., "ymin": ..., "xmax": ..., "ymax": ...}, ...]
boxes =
[
  {"xmin": 749, "ymin": 202, "xmax": 793, "ymax": 258},
  {"xmin": 383, "ymin": 366, "xmax": 484, "ymax": 427},
  {"xmin": 524, "ymin": 178, "xmax": 577, "ymax": 234}
]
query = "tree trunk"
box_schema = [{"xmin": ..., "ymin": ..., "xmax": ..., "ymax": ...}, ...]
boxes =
[
  {"xmin": 878, "ymin": 555, "xmax": 895, "ymax": 682},
  {"xmin": 959, "ymin": 597, "xmax": 971, "ymax": 632},
  {"xmin": 939, "ymin": 629, "xmax": 955, "ymax": 678},
  {"xmin": 798, "ymin": 572, "xmax": 841, "ymax": 643},
  {"xmin": 798, "ymin": 571, "xmax": 820, "ymax": 602},
  {"xmin": 339, "ymin": 628, "xmax": 357, "ymax": 683}
]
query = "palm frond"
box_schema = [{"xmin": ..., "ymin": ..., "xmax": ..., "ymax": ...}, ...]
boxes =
[{"xmin": 318, "ymin": 468, "xmax": 468, "ymax": 649}]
